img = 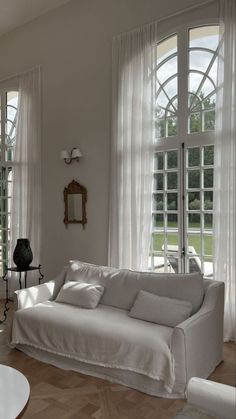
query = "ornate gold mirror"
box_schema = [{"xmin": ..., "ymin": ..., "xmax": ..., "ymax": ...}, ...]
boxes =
[{"xmin": 64, "ymin": 180, "xmax": 87, "ymax": 229}]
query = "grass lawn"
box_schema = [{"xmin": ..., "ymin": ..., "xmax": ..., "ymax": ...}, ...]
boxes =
[{"xmin": 152, "ymin": 221, "xmax": 212, "ymax": 256}]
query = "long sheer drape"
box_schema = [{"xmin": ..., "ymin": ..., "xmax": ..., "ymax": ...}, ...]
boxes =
[
  {"xmin": 214, "ymin": 0, "xmax": 236, "ymax": 342},
  {"xmin": 10, "ymin": 67, "xmax": 42, "ymax": 286},
  {"xmin": 109, "ymin": 24, "xmax": 157, "ymax": 270}
]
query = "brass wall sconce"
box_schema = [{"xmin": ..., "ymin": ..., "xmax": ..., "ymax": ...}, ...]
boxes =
[{"xmin": 60, "ymin": 147, "xmax": 82, "ymax": 164}]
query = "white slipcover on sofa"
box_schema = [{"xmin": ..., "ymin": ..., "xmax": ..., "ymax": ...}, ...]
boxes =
[{"xmin": 10, "ymin": 261, "xmax": 224, "ymax": 398}]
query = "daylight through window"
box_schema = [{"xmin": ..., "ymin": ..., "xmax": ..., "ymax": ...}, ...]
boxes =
[
  {"xmin": 150, "ymin": 25, "xmax": 219, "ymax": 277},
  {"xmin": 0, "ymin": 90, "xmax": 19, "ymax": 275}
]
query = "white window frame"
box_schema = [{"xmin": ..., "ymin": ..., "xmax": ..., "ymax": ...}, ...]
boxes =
[
  {"xmin": 151, "ymin": 18, "xmax": 219, "ymax": 276},
  {"xmin": 0, "ymin": 79, "xmax": 19, "ymax": 274}
]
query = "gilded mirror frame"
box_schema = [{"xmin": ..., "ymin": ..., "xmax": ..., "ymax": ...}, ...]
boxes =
[{"xmin": 63, "ymin": 180, "xmax": 87, "ymax": 229}]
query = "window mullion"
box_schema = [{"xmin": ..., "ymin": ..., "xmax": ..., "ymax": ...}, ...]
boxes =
[
  {"xmin": 177, "ymin": 29, "xmax": 188, "ymax": 142},
  {"xmin": 0, "ymin": 91, "xmax": 7, "ymax": 275},
  {"xmin": 1, "ymin": 91, "xmax": 6, "ymax": 165},
  {"xmin": 177, "ymin": 29, "xmax": 188, "ymax": 272}
]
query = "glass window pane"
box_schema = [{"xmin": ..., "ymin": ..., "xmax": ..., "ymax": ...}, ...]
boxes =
[
  {"xmin": 189, "ymin": 72, "xmax": 203, "ymax": 94},
  {"xmin": 189, "ymin": 112, "xmax": 201, "ymax": 133},
  {"xmin": 204, "ymin": 168, "xmax": 213, "ymax": 188},
  {"xmin": 189, "ymin": 50, "xmax": 214, "ymax": 72},
  {"xmin": 204, "ymin": 235, "xmax": 212, "ymax": 256},
  {"xmin": 156, "ymin": 34, "xmax": 177, "ymax": 65},
  {"xmin": 202, "ymin": 94, "xmax": 216, "ymax": 110},
  {"xmin": 1, "ymin": 198, "xmax": 7, "ymax": 212},
  {"xmin": 167, "ymin": 193, "xmax": 178, "ymax": 210},
  {"xmin": 152, "ymin": 233, "xmax": 164, "ymax": 252},
  {"xmin": 188, "ymin": 192, "xmax": 200, "ymax": 210},
  {"xmin": 188, "ymin": 213, "xmax": 200, "ymax": 230},
  {"xmin": 188, "ymin": 170, "xmax": 200, "ymax": 189},
  {"xmin": 154, "ymin": 152, "xmax": 164, "ymax": 170},
  {"xmin": 153, "ymin": 173, "xmax": 164, "ymax": 191},
  {"xmin": 156, "ymin": 91, "xmax": 170, "ymax": 111},
  {"xmin": 167, "ymin": 150, "xmax": 177, "ymax": 169},
  {"xmin": 157, "ymin": 56, "xmax": 177, "ymax": 83},
  {"xmin": 204, "ymin": 145, "xmax": 214, "ymax": 166},
  {"xmin": 167, "ymin": 172, "xmax": 177, "ymax": 190},
  {"xmin": 188, "ymin": 148, "xmax": 200, "ymax": 167},
  {"xmin": 189, "ymin": 93, "xmax": 201, "ymax": 111},
  {"xmin": 203, "ymin": 109, "xmax": 215, "ymax": 131},
  {"xmin": 167, "ymin": 213, "xmax": 178, "ymax": 229},
  {"xmin": 189, "ymin": 26, "xmax": 220, "ymax": 50},
  {"xmin": 6, "ymin": 91, "xmax": 18, "ymax": 162},
  {"xmin": 155, "ymin": 34, "xmax": 178, "ymax": 140},
  {"xmin": 155, "ymin": 118, "xmax": 165, "ymax": 139},
  {"xmin": 204, "ymin": 213, "xmax": 213, "ymax": 229},
  {"xmin": 152, "ymin": 193, "xmax": 163, "ymax": 211},
  {"xmin": 201, "ymin": 78, "xmax": 215, "ymax": 98},
  {"xmin": 167, "ymin": 255, "xmax": 179, "ymax": 273},
  {"xmin": 187, "ymin": 234, "xmax": 201, "ymax": 255},
  {"xmin": 203, "ymin": 257, "xmax": 213, "ymax": 277},
  {"xmin": 187, "ymin": 256, "xmax": 202, "ymax": 273},
  {"xmin": 166, "ymin": 234, "xmax": 179, "ymax": 249},
  {"xmin": 164, "ymin": 235, "xmax": 179, "ymax": 272},
  {"xmin": 208, "ymin": 61, "xmax": 218, "ymax": 85},
  {"xmin": 188, "ymin": 26, "xmax": 219, "ymax": 135},
  {"xmin": 164, "ymin": 77, "xmax": 178, "ymax": 98},
  {"xmin": 153, "ymin": 214, "xmax": 164, "ymax": 229},
  {"xmin": 167, "ymin": 117, "xmax": 177, "ymax": 137},
  {"xmin": 204, "ymin": 191, "xmax": 213, "ymax": 210}
]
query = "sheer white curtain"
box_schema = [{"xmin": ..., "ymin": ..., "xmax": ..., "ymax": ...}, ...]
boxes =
[
  {"xmin": 109, "ymin": 24, "xmax": 157, "ymax": 270},
  {"xmin": 10, "ymin": 67, "xmax": 42, "ymax": 282},
  {"xmin": 214, "ymin": 0, "xmax": 236, "ymax": 342}
]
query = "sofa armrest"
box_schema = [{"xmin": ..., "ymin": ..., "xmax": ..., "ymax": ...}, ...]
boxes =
[
  {"xmin": 187, "ymin": 377, "xmax": 236, "ymax": 419},
  {"xmin": 14, "ymin": 267, "xmax": 67, "ymax": 310},
  {"xmin": 171, "ymin": 282, "xmax": 224, "ymax": 389},
  {"xmin": 14, "ymin": 282, "xmax": 56, "ymax": 310}
]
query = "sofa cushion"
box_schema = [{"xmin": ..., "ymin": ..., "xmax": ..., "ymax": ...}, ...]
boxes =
[
  {"xmin": 129, "ymin": 290, "xmax": 193, "ymax": 327},
  {"xmin": 56, "ymin": 281, "xmax": 104, "ymax": 308},
  {"xmin": 65, "ymin": 260, "xmax": 204, "ymax": 314}
]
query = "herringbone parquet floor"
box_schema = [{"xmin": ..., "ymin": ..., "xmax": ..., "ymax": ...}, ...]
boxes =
[{"xmin": 0, "ymin": 303, "xmax": 235, "ymax": 419}]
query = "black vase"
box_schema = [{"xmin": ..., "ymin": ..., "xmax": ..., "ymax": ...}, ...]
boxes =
[{"xmin": 13, "ymin": 238, "xmax": 33, "ymax": 270}]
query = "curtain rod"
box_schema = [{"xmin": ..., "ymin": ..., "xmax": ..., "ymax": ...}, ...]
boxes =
[
  {"xmin": 114, "ymin": 0, "xmax": 217, "ymax": 38},
  {"xmin": 0, "ymin": 65, "xmax": 41, "ymax": 85}
]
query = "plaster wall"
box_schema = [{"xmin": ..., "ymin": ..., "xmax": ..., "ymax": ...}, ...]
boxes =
[{"xmin": 0, "ymin": 0, "xmax": 218, "ymax": 283}]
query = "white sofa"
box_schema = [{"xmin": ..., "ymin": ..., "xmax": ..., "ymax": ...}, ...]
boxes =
[{"xmin": 10, "ymin": 261, "xmax": 224, "ymax": 398}]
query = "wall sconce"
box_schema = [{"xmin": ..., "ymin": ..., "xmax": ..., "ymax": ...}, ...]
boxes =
[{"xmin": 60, "ymin": 147, "xmax": 82, "ymax": 164}]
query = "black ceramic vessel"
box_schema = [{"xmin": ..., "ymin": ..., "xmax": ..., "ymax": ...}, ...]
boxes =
[{"xmin": 13, "ymin": 238, "xmax": 33, "ymax": 270}]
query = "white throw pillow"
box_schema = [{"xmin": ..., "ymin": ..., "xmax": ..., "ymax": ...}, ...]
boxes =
[
  {"xmin": 129, "ymin": 290, "xmax": 192, "ymax": 327},
  {"xmin": 56, "ymin": 281, "xmax": 104, "ymax": 309}
]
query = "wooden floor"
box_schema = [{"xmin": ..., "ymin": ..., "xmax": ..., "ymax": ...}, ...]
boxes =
[{"xmin": 0, "ymin": 306, "xmax": 235, "ymax": 419}]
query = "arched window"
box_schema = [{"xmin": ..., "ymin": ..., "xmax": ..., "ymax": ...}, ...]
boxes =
[
  {"xmin": 0, "ymin": 89, "xmax": 19, "ymax": 274},
  {"xmin": 150, "ymin": 24, "xmax": 219, "ymax": 277}
]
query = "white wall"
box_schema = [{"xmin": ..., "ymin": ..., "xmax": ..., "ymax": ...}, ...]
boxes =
[{"xmin": 0, "ymin": 0, "xmax": 217, "ymax": 280}]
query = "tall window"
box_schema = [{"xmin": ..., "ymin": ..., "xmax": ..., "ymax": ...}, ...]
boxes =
[
  {"xmin": 0, "ymin": 90, "xmax": 19, "ymax": 275},
  {"xmin": 150, "ymin": 25, "xmax": 219, "ymax": 277}
]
